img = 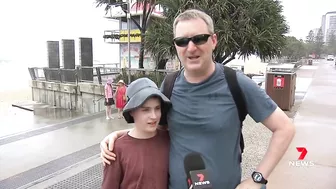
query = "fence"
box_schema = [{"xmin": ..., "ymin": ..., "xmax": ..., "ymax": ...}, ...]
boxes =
[
  {"xmin": 28, "ymin": 60, "xmax": 303, "ymax": 87},
  {"xmin": 28, "ymin": 65, "xmax": 176, "ymax": 86}
]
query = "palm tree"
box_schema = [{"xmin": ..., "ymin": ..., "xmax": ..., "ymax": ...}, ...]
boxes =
[{"xmin": 145, "ymin": 0, "xmax": 289, "ymax": 65}]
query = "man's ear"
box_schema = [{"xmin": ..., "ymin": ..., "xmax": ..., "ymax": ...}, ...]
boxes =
[{"xmin": 211, "ymin": 33, "xmax": 217, "ymax": 49}]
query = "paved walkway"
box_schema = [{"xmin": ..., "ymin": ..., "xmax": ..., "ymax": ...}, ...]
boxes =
[
  {"xmin": 267, "ymin": 60, "xmax": 336, "ymax": 188},
  {"xmin": 0, "ymin": 109, "xmax": 129, "ymax": 189}
]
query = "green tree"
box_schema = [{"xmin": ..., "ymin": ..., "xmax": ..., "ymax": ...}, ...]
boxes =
[
  {"xmin": 306, "ymin": 30, "xmax": 315, "ymax": 43},
  {"xmin": 281, "ymin": 36, "xmax": 306, "ymax": 61},
  {"xmin": 96, "ymin": 0, "xmax": 157, "ymax": 68},
  {"xmin": 314, "ymin": 27, "xmax": 324, "ymax": 57},
  {"xmin": 144, "ymin": 0, "xmax": 289, "ymax": 66},
  {"xmin": 305, "ymin": 30, "xmax": 315, "ymax": 55}
]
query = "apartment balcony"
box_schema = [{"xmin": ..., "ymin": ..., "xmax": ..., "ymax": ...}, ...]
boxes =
[{"xmin": 103, "ymin": 29, "xmax": 141, "ymax": 44}]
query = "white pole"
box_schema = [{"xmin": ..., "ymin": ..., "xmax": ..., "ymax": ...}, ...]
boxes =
[{"xmin": 127, "ymin": 0, "xmax": 131, "ymax": 84}]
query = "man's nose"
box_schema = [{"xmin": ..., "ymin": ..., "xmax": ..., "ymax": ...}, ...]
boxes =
[{"xmin": 186, "ymin": 41, "xmax": 197, "ymax": 52}]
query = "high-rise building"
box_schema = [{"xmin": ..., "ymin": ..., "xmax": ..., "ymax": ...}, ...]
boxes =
[{"xmin": 321, "ymin": 11, "xmax": 336, "ymax": 42}]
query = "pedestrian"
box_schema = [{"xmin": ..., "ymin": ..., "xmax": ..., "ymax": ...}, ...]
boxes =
[
  {"xmin": 101, "ymin": 77, "xmax": 171, "ymax": 189},
  {"xmin": 99, "ymin": 9, "xmax": 295, "ymax": 189},
  {"xmin": 115, "ymin": 80, "xmax": 127, "ymax": 119},
  {"xmin": 104, "ymin": 78, "xmax": 114, "ymax": 120}
]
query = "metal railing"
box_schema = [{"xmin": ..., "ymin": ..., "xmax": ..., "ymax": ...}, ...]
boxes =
[{"xmin": 28, "ymin": 65, "xmax": 176, "ymax": 86}]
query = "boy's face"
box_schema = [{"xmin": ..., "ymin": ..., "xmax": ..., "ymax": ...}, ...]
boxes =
[{"xmin": 131, "ymin": 97, "xmax": 162, "ymax": 133}]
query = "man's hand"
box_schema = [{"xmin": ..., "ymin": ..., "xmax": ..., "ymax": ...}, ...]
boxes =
[
  {"xmin": 235, "ymin": 178, "xmax": 265, "ymax": 189},
  {"xmin": 100, "ymin": 129, "xmax": 130, "ymax": 166},
  {"xmin": 100, "ymin": 133, "xmax": 118, "ymax": 166}
]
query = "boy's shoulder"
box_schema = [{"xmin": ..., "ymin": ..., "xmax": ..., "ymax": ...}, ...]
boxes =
[{"xmin": 114, "ymin": 133, "xmax": 132, "ymax": 151}]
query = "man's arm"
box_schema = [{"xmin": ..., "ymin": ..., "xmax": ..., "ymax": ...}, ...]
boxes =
[
  {"xmin": 256, "ymin": 107, "xmax": 295, "ymax": 178},
  {"xmin": 236, "ymin": 107, "xmax": 295, "ymax": 189},
  {"xmin": 100, "ymin": 129, "xmax": 130, "ymax": 165},
  {"xmin": 235, "ymin": 72, "xmax": 295, "ymax": 181}
]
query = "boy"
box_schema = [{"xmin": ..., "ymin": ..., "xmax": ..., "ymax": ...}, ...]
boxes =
[{"xmin": 102, "ymin": 78, "xmax": 171, "ymax": 189}]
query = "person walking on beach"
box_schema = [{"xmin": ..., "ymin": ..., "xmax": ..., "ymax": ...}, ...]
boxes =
[
  {"xmin": 104, "ymin": 78, "xmax": 114, "ymax": 120},
  {"xmin": 115, "ymin": 80, "xmax": 127, "ymax": 119}
]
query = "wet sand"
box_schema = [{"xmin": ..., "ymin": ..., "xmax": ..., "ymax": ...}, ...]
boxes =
[{"xmin": 0, "ymin": 88, "xmax": 31, "ymax": 115}]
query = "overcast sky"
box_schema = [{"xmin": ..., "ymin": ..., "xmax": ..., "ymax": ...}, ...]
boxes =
[{"xmin": 1, "ymin": 0, "xmax": 336, "ymax": 64}]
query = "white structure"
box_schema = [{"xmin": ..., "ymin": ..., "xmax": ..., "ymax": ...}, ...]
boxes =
[
  {"xmin": 226, "ymin": 55, "xmax": 269, "ymax": 75},
  {"xmin": 321, "ymin": 11, "xmax": 336, "ymax": 42}
]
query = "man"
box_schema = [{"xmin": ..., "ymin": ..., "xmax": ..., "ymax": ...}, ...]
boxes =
[{"xmin": 100, "ymin": 9, "xmax": 295, "ymax": 189}]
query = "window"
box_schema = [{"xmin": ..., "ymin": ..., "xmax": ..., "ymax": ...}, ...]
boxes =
[{"xmin": 121, "ymin": 17, "xmax": 140, "ymax": 30}]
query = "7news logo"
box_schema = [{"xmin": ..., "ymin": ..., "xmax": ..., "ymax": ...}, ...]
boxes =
[
  {"xmin": 289, "ymin": 147, "xmax": 314, "ymax": 167},
  {"xmin": 194, "ymin": 174, "xmax": 210, "ymax": 186}
]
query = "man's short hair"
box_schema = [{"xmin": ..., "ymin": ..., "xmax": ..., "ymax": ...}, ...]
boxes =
[{"xmin": 173, "ymin": 9, "xmax": 214, "ymax": 36}]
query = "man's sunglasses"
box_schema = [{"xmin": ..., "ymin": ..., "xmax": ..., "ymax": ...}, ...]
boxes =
[{"xmin": 173, "ymin": 34, "xmax": 211, "ymax": 47}]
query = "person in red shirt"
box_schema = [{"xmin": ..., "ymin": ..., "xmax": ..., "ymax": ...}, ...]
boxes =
[
  {"xmin": 115, "ymin": 80, "xmax": 127, "ymax": 119},
  {"xmin": 102, "ymin": 77, "xmax": 171, "ymax": 189}
]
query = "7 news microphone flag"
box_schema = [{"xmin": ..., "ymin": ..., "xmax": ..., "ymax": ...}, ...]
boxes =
[{"xmin": 184, "ymin": 152, "xmax": 213, "ymax": 189}]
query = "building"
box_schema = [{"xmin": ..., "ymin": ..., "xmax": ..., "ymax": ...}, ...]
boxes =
[
  {"xmin": 321, "ymin": 11, "xmax": 336, "ymax": 42},
  {"xmin": 102, "ymin": 2, "xmax": 168, "ymax": 69}
]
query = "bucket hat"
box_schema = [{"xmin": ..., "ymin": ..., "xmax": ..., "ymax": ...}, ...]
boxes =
[
  {"xmin": 123, "ymin": 78, "xmax": 171, "ymax": 123},
  {"xmin": 118, "ymin": 80, "xmax": 125, "ymax": 84}
]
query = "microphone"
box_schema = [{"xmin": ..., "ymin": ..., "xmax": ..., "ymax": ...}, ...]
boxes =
[{"xmin": 184, "ymin": 152, "xmax": 213, "ymax": 189}]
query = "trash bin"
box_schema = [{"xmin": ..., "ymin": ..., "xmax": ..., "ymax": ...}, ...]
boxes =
[
  {"xmin": 308, "ymin": 59, "xmax": 313, "ymax": 65},
  {"xmin": 265, "ymin": 64, "xmax": 297, "ymax": 111}
]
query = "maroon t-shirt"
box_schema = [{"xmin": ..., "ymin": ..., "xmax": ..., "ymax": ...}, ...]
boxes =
[{"xmin": 102, "ymin": 129, "xmax": 170, "ymax": 189}]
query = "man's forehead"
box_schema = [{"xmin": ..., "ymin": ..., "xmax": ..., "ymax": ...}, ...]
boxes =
[
  {"xmin": 175, "ymin": 18, "xmax": 206, "ymax": 27},
  {"xmin": 174, "ymin": 18, "xmax": 209, "ymax": 37}
]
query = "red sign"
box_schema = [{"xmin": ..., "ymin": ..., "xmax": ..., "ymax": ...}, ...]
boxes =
[
  {"xmin": 296, "ymin": 147, "xmax": 308, "ymax": 160},
  {"xmin": 273, "ymin": 75, "xmax": 285, "ymax": 88}
]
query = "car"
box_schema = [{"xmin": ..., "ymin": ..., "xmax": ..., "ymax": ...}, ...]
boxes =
[{"xmin": 327, "ymin": 55, "xmax": 334, "ymax": 61}]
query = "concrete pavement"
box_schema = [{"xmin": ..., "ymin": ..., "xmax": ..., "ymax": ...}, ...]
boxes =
[
  {"xmin": 267, "ymin": 60, "xmax": 336, "ymax": 189},
  {"xmin": 0, "ymin": 107, "xmax": 129, "ymax": 189}
]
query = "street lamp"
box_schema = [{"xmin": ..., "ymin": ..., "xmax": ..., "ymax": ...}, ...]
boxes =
[
  {"xmin": 108, "ymin": 0, "xmax": 132, "ymax": 84},
  {"xmin": 126, "ymin": 0, "xmax": 131, "ymax": 84}
]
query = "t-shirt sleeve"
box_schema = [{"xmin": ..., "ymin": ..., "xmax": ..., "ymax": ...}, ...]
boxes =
[
  {"xmin": 101, "ymin": 150, "xmax": 122, "ymax": 189},
  {"xmin": 236, "ymin": 71, "xmax": 278, "ymax": 123}
]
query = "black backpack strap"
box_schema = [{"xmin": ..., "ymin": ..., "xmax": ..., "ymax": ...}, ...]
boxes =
[
  {"xmin": 159, "ymin": 70, "xmax": 181, "ymax": 125},
  {"xmin": 223, "ymin": 66, "xmax": 248, "ymax": 156},
  {"xmin": 162, "ymin": 70, "xmax": 180, "ymax": 99}
]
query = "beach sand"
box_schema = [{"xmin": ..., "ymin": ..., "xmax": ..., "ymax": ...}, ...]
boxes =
[{"xmin": 0, "ymin": 88, "xmax": 32, "ymax": 115}]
